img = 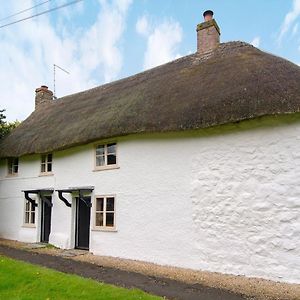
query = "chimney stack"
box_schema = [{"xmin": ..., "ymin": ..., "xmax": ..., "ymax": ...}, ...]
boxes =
[
  {"xmin": 35, "ymin": 85, "xmax": 53, "ymax": 109},
  {"xmin": 196, "ymin": 10, "xmax": 220, "ymax": 54}
]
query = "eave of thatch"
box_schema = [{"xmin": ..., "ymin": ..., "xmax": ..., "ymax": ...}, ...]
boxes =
[{"xmin": 1, "ymin": 42, "xmax": 300, "ymax": 158}]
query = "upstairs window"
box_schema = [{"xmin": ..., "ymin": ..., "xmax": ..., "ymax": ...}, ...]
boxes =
[
  {"xmin": 95, "ymin": 196, "xmax": 115, "ymax": 230},
  {"xmin": 7, "ymin": 157, "xmax": 18, "ymax": 176},
  {"xmin": 41, "ymin": 153, "xmax": 52, "ymax": 173},
  {"xmin": 95, "ymin": 143, "xmax": 117, "ymax": 169},
  {"xmin": 24, "ymin": 200, "xmax": 36, "ymax": 225}
]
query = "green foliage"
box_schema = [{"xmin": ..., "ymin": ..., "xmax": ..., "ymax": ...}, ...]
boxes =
[
  {"xmin": 0, "ymin": 109, "xmax": 20, "ymax": 139},
  {"xmin": 44, "ymin": 243, "xmax": 59, "ymax": 249},
  {"xmin": 0, "ymin": 256, "xmax": 161, "ymax": 300}
]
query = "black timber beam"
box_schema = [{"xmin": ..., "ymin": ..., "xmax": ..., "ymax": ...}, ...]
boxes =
[
  {"xmin": 78, "ymin": 190, "xmax": 92, "ymax": 207},
  {"xmin": 24, "ymin": 191, "xmax": 38, "ymax": 208},
  {"xmin": 57, "ymin": 190, "xmax": 72, "ymax": 207},
  {"xmin": 22, "ymin": 189, "xmax": 54, "ymax": 207},
  {"xmin": 39, "ymin": 191, "xmax": 53, "ymax": 207},
  {"xmin": 56, "ymin": 187, "xmax": 94, "ymax": 208}
]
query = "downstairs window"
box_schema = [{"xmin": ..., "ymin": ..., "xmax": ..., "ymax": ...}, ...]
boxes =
[
  {"xmin": 94, "ymin": 196, "xmax": 115, "ymax": 230},
  {"xmin": 24, "ymin": 200, "xmax": 36, "ymax": 225}
]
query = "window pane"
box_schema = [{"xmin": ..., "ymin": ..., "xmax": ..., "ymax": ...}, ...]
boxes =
[
  {"xmin": 107, "ymin": 143, "xmax": 116, "ymax": 154},
  {"xmin": 47, "ymin": 154, "xmax": 52, "ymax": 163},
  {"xmin": 13, "ymin": 165, "xmax": 18, "ymax": 173},
  {"xmin": 96, "ymin": 198, "xmax": 104, "ymax": 211},
  {"xmin": 106, "ymin": 213, "xmax": 114, "ymax": 227},
  {"xmin": 96, "ymin": 145, "xmax": 105, "ymax": 155},
  {"xmin": 41, "ymin": 164, "xmax": 46, "ymax": 173},
  {"xmin": 14, "ymin": 158, "xmax": 19, "ymax": 166},
  {"xmin": 41, "ymin": 155, "xmax": 46, "ymax": 163},
  {"xmin": 26, "ymin": 201, "xmax": 30, "ymax": 211},
  {"xmin": 31, "ymin": 203, "xmax": 36, "ymax": 212},
  {"xmin": 31, "ymin": 212, "xmax": 35, "ymax": 224},
  {"xmin": 96, "ymin": 156, "xmax": 105, "ymax": 166},
  {"xmin": 107, "ymin": 154, "xmax": 116, "ymax": 165},
  {"xmin": 106, "ymin": 197, "xmax": 114, "ymax": 211},
  {"xmin": 47, "ymin": 163, "xmax": 52, "ymax": 172},
  {"xmin": 25, "ymin": 212, "xmax": 30, "ymax": 223},
  {"xmin": 96, "ymin": 213, "xmax": 103, "ymax": 227}
]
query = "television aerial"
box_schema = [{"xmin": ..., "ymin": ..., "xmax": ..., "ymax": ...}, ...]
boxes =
[{"xmin": 53, "ymin": 64, "xmax": 70, "ymax": 99}]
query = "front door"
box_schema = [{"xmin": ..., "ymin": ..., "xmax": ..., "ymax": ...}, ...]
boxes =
[
  {"xmin": 75, "ymin": 197, "xmax": 91, "ymax": 250},
  {"xmin": 41, "ymin": 196, "xmax": 52, "ymax": 243}
]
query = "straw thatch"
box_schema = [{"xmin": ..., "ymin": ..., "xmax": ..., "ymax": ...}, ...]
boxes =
[{"xmin": 1, "ymin": 41, "xmax": 300, "ymax": 158}]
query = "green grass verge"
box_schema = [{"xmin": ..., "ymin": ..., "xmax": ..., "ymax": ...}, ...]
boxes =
[
  {"xmin": 43, "ymin": 243, "xmax": 58, "ymax": 249},
  {"xmin": 0, "ymin": 255, "xmax": 162, "ymax": 300}
]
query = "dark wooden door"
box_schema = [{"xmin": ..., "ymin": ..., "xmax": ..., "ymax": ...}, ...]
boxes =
[
  {"xmin": 75, "ymin": 197, "xmax": 91, "ymax": 250},
  {"xmin": 41, "ymin": 197, "xmax": 52, "ymax": 243}
]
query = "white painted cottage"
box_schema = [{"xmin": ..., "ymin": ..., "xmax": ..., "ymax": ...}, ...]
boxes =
[{"xmin": 0, "ymin": 11, "xmax": 300, "ymax": 284}]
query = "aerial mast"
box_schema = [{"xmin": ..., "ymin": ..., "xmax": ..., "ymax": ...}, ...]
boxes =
[{"xmin": 53, "ymin": 64, "xmax": 70, "ymax": 99}]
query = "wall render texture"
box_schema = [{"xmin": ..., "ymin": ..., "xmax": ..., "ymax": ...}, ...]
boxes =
[{"xmin": 0, "ymin": 116, "xmax": 299, "ymax": 284}]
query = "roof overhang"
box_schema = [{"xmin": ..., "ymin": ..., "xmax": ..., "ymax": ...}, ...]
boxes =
[
  {"xmin": 55, "ymin": 186, "xmax": 94, "ymax": 207},
  {"xmin": 22, "ymin": 188, "xmax": 54, "ymax": 207}
]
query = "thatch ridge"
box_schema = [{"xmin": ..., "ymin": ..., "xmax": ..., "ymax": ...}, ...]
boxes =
[{"xmin": 1, "ymin": 41, "xmax": 300, "ymax": 158}]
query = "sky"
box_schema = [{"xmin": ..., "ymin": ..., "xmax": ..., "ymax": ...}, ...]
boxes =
[{"xmin": 0, "ymin": 0, "xmax": 300, "ymax": 121}]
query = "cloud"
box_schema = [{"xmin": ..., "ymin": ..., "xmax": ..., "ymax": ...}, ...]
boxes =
[
  {"xmin": 250, "ymin": 36, "xmax": 260, "ymax": 48},
  {"xmin": 292, "ymin": 23, "xmax": 299, "ymax": 36},
  {"xmin": 0, "ymin": 0, "xmax": 132, "ymax": 121},
  {"xmin": 278, "ymin": 0, "xmax": 300, "ymax": 42},
  {"xmin": 80, "ymin": 0, "xmax": 132, "ymax": 83},
  {"xmin": 136, "ymin": 15, "xmax": 150, "ymax": 36},
  {"xmin": 136, "ymin": 16, "xmax": 183, "ymax": 70}
]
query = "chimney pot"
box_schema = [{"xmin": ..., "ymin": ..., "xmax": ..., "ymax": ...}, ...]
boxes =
[
  {"xmin": 203, "ymin": 10, "xmax": 214, "ymax": 21},
  {"xmin": 35, "ymin": 85, "xmax": 53, "ymax": 109},
  {"xmin": 196, "ymin": 10, "xmax": 220, "ymax": 55}
]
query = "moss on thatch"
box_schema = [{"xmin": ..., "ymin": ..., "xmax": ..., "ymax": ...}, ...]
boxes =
[{"xmin": 1, "ymin": 42, "xmax": 300, "ymax": 158}]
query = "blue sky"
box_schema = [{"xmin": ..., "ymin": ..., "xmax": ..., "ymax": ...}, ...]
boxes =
[{"xmin": 1, "ymin": 0, "xmax": 300, "ymax": 121}]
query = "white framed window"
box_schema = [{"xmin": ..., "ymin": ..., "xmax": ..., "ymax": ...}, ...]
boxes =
[
  {"xmin": 94, "ymin": 196, "xmax": 116, "ymax": 230},
  {"xmin": 24, "ymin": 200, "xmax": 36, "ymax": 226},
  {"xmin": 95, "ymin": 143, "xmax": 117, "ymax": 170},
  {"xmin": 7, "ymin": 157, "xmax": 18, "ymax": 176},
  {"xmin": 41, "ymin": 153, "xmax": 52, "ymax": 173}
]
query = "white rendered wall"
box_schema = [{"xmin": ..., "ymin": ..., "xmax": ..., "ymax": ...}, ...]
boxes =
[
  {"xmin": 0, "ymin": 116, "xmax": 299, "ymax": 284},
  {"xmin": 0, "ymin": 154, "xmax": 55, "ymax": 243}
]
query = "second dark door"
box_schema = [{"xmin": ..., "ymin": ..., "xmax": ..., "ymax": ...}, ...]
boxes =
[
  {"xmin": 41, "ymin": 196, "xmax": 52, "ymax": 243},
  {"xmin": 75, "ymin": 197, "xmax": 91, "ymax": 250}
]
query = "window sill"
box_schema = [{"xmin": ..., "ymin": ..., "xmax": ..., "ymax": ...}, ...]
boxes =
[
  {"xmin": 93, "ymin": 165, "xmax": 119, "ymax": 172},
  {"xmin": 91, "ymin": 227, "xmax": 117, "ymax": 232},
  {"xmin": 39, "ymin": 172, "xmax": 54, "ymax": 177},
  {"xmin": 22, "ymin": 224, "xmax": 36, "ymax": 228}
]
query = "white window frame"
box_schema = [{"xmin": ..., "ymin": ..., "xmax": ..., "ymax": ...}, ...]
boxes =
[
  {"xmin": 7, "ymin": 157, "xmax": 19, "ymax": 176},
  {"xmin": 94, "ymin": 142, "xmax": 118, "ymax": 171},
  {"xmin": 93, "ymin": 195, "xmax": 116, "ymax": 231},
  {"xmin": 23, "ymin": 199, "xmax": 36, "ymax": 227},
  {"xmin": 40, "ymin": 153, "xmax": 53, "ymax": 175}
]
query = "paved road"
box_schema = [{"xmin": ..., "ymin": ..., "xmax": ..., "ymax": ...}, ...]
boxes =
[{"xmin": 0, "ymin": 245, "xmax": 249, "ymax": 300}]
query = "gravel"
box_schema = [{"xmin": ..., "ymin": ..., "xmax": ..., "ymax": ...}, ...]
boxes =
[{"xmin": 0, "ymin": 238, "xmax": 299, "ymax": 300}]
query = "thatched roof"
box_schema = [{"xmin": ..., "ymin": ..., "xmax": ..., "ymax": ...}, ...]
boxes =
[{"xmin": 1, "ymin": 41, "xmax": 300, "ymax": 158}]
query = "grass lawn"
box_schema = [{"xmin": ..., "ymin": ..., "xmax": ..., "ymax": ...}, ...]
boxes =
[{"xmin": 0, "ymin": 255, "xmax": 162, "ymax": 300}]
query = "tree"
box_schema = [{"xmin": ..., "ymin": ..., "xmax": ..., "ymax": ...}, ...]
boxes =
[{"xmin": 0, "ymin": 109, "xmax": 20, "ymax": 140}]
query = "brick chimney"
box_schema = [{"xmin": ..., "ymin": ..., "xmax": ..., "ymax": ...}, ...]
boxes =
[
  {"xmin": 196, "ymin": 10, "xmax": 220, "ymax": 54},
  {"xmin": 35, "ymin": 85, "xmax": 53, "ymax": 109}
]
